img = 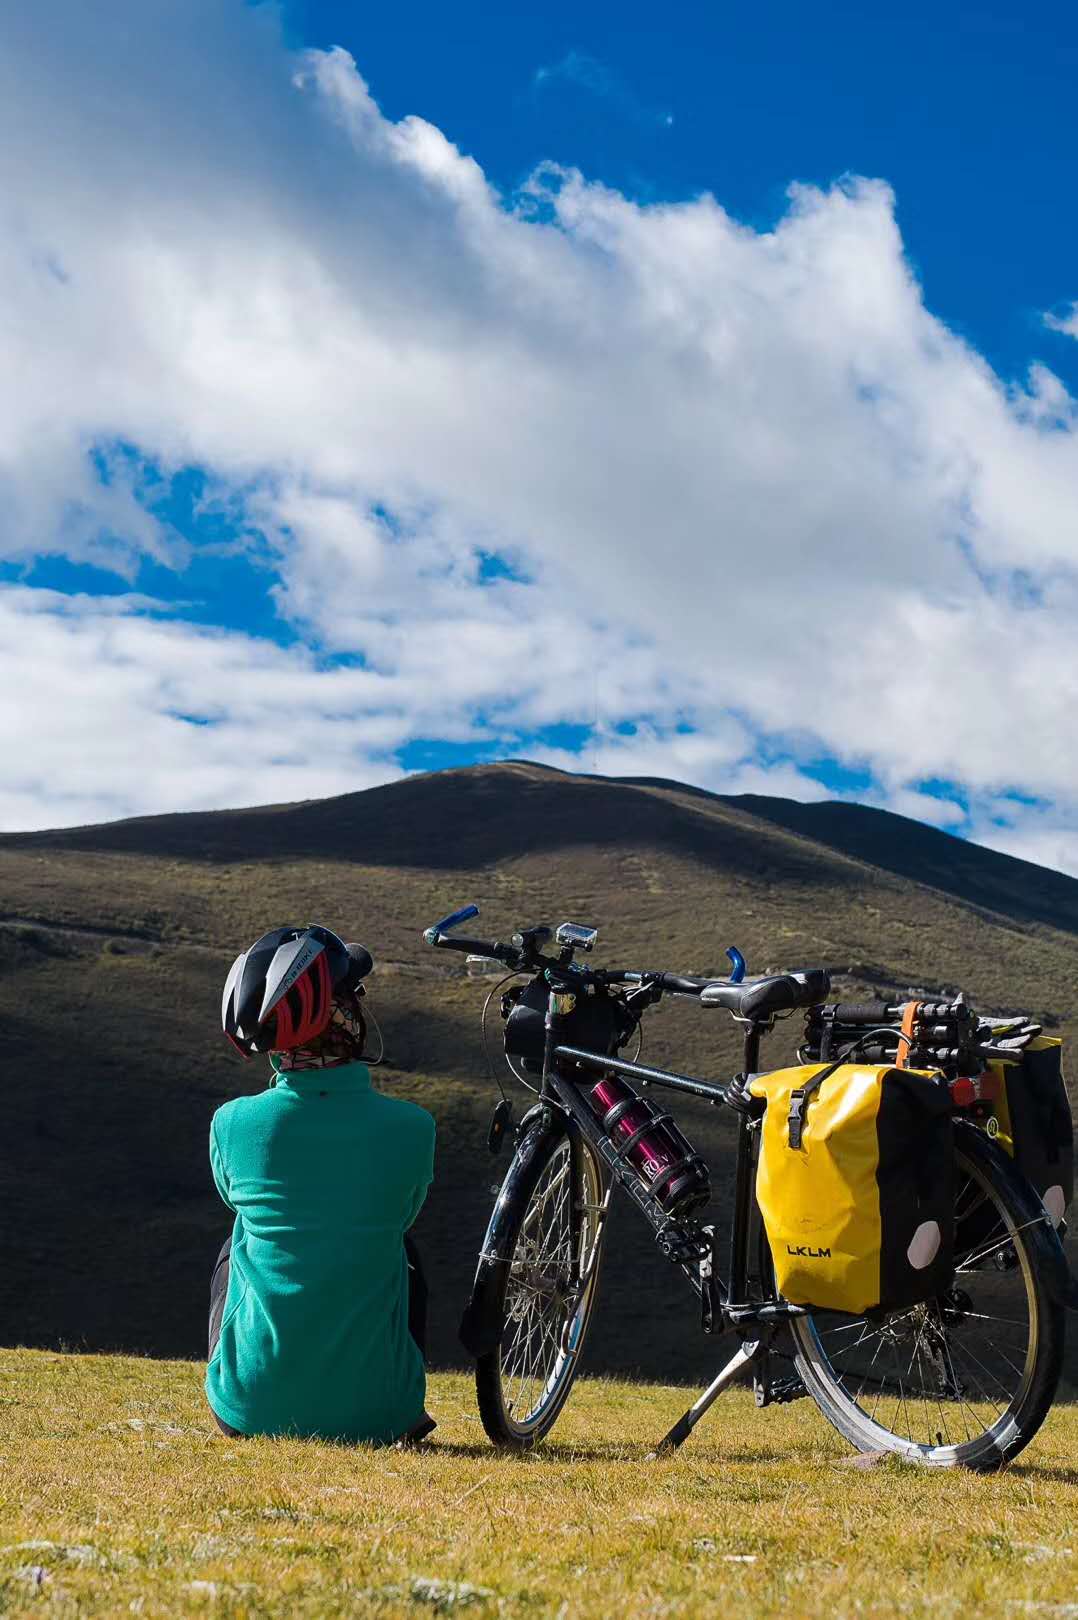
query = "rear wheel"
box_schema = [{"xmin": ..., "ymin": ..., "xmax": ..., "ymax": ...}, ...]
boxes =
[
  {"xmin": 476, "ymin": 1129, "xmax": 608, "ymax": 1449},
  {"xmin": 790, "ymin": 1123, "xmax": 1064, "ymax": 1470}
]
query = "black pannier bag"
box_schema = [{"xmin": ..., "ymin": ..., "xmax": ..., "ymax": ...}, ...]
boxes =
[
  {"xmin": 502, "ymin": 978, "xmax": 635, "ymax": 1072},
  {"xmin": 749, "ymin": 1062, "xmax": 954, "ymax": 1316},
  {"xmin": 987, "ymin": 1038, "xmax": 1073, "ymax": 1228}
]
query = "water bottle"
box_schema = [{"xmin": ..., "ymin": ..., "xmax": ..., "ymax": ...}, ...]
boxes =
[{"xmin": 586, "ymin": 1074, "xmax": 710, "ymax": 1217}]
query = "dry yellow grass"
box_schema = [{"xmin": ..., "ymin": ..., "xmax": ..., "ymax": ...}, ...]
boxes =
[{"xmin": 3, "ymin": 1347, "xmax": 1078, "ymax": 1618}]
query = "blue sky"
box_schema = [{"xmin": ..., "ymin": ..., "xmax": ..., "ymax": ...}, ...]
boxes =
[{"xmin": 3, "ymin": 0, "xmax": 1078, "ymax": 870}]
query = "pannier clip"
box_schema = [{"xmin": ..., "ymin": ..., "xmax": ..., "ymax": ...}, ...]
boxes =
[
  {"xmin": 788, "ymin": 1091, "xmax": 807, "ymax": 1151},
  {"xmin": 786, "ymin": 1061, "xmax": 841, "ymax": 1151}
]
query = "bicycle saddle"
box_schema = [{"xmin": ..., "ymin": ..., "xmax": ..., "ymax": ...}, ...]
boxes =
[{"xmin": 699, "ymin": 968, "xmax": 831, "ymax": 1020}]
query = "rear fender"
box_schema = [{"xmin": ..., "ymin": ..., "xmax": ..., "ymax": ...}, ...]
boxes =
[
  {"xmin": 956, "ymin": 1119, "xmax": 1078, "ymax": 1310},
  {"xmin": 458, "ymin": 1104, "xmax": 569, "ymax": 1358}
]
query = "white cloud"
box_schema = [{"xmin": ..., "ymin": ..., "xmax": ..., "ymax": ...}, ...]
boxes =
[
  {"xmin": 2, "ymin": 587, "xmax": 404, "ymax": 828},
  {"xmin": 875, "ymin": 787, "xmax": 967, "ymax": 831},
  {"xmin": 969, "ymin": 800, "xmax": 1078, "ymax": 880},
  {"xmin": 1045, "ymin": 303, "xmax": 1078, "ymax": 340},
  {"xmin": 3, "ymin": 3, "xmax": 1078, "ymax": 865},
  {"xmin": 530, "ymin": 724, "xmax": 832, "ymax": 804}
]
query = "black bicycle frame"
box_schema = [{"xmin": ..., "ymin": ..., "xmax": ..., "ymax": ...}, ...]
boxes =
[{"xmin": 543, "ymin": 993, "xmax": 809, "ymax": 1331}]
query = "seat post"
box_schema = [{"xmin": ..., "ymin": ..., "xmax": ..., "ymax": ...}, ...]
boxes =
[
  {"xmin": 727, "ymin": 1019, "xmax": 764, "ymax": 1308},
  {"xmin": 728, "ymin": 1101, "xmax": 755, "ymax": 1307}
]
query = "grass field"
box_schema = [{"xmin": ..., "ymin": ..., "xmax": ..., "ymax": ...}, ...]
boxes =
[{"xmin": 4, "ymin": 1349, "xmax": 1078, "ymax": 1618}]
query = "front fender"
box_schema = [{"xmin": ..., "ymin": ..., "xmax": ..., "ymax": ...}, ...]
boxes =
[{"xmin": 458, "ymin": 1105, "xmax": 568, "ymax": 1358}]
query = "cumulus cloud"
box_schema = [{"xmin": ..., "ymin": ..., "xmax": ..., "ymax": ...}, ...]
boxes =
[
  {"xmin": 531, "ymin": 725, "xmax": 832, "ymax": 801},
  {"xmin": 0, "ymin": 587, "xmax": 405, "ymax": 827},
  {"xmin": 1045, "ymin": 303, "xmax": 1078, "ymax": 340},
  {"xmin": 3, "ymin": 2, "xmax": 1078, "ymax": 870},
  {"xmin": 972, "ymin": 799, "xmax": 1078, "ymax": 877}
]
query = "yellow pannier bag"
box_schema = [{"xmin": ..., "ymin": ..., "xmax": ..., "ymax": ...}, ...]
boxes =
[{"xmin": 750, "ymin": 1063, "xmax": 954, "ymax": 1316}]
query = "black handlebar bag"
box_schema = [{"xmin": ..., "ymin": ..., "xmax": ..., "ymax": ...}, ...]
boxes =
[
  {"xmin": 502, "ymin": 978, "xmax": 635, "ymax": 1073},
  {"xmin": 987, "ymin": 1038, "xmax": 1073, "ymax": 1228},
  {"xmin": 750, "ymin": 1063, "xmax": 954, "ymax": 1316}
]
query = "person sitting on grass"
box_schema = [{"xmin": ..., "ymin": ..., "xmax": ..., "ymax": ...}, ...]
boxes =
[{"xmin": 209, "ymin": 924, "xmax": 436, "ymax": 1445}]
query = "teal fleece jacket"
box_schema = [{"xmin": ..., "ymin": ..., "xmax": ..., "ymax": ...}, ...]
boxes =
[{"xmin": 205, "ymin": 1063, "xmax": 435, "ymax": 1443}]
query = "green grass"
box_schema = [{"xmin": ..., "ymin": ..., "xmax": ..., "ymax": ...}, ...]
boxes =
[{"xmin": 4, "ymin": 1348, "xmax": 1078, "ymax": 1618}]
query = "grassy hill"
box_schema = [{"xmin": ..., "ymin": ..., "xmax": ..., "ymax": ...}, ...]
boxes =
[
  {"xmin": 4, "ymin": 1347, "xmax": 1078, "ymax": 1619},
  {"xmin": 1, "ymin": 760, "xmax": 1076, "ymax": 1384}
]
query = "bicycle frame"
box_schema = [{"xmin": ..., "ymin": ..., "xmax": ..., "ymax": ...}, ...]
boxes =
[
  {"xmin": 455, "ymin": 966, "xmax": 1078, "ymax": 1461},
  {"xmin": 430, "ymin": 906, "xmax": 1078, "ymax": 1462},
  {"xmin": 529, "ymin": 990, "xmax": 821, "ymax": 1451},
  {"xmin": 543, "ymin": 990, "xmax": 809, "ymax": 1333}
]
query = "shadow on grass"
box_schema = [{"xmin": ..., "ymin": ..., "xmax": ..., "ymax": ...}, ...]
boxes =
[{"xmin": 1005, "ymin": 1462, "xmax": 1078, "ymax": 1487}]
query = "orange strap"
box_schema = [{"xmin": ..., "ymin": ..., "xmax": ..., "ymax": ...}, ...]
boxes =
[{"xmin": 895, "ymin": 1001, "xmax": 920, "ymax": 1069}]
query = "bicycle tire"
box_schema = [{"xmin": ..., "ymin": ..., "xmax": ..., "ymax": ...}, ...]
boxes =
[
  {"xmin": 475, "ymin": 1125, "xmax": 608, "ymax": 1449},
  {"xmin": 790, "ymin": 1120, "xmax": 1064, "ymax": 1470}
]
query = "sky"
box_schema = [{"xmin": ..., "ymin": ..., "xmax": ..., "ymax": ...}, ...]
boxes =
[{"xmin": 3, "ymin": 0, "xmax": 1078, "ymax": 870}]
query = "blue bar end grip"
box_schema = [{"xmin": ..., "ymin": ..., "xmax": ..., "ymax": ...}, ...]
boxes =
[{"xmin": 424, "ymin": 903, "xmax": 480, "ymax": 944}]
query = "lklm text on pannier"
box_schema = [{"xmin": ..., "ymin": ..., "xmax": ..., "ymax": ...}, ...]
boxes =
[{"xmin": 749, "ymin": 1062, "xmax": 954, "ymax": 1316}]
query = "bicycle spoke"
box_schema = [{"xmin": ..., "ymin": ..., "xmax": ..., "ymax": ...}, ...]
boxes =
[
  {"xmin": 956, "ymin": 1216, "xmax": 1044, "ymax": 1274},
  {"xmin": 498, "ymin": 1140, "xmax": 605, "ymax": 1433},
  {"xmin": 794, "ymin": 1142, "xmax": 1045, "ymax": 1463}
]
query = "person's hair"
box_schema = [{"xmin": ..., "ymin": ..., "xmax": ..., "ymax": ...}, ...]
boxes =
[{"xmin": 271, "ymin": 992, "xmax": 368, "ymax": 1072}]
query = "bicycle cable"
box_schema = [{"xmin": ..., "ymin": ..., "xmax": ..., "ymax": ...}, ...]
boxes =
[
  {"xmin": 481, "ymin": 971, "xmax": 534, "ymax": 1098},
  {"xmin": 362, "ymin": 997, "xmax": 386, "ymax": 1067}
]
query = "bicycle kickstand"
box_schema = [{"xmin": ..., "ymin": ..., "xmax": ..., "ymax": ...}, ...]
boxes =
[{"xmin": 649, "ymin": 1337, "xmax": 762, "ymax": 1457}]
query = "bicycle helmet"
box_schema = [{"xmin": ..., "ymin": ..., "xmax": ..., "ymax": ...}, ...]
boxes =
[{"xmin": 222, "ymin": 924, "xmax": 373, "ymax": 1058}]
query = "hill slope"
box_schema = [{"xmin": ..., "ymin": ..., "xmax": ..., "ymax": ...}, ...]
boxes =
[{"xmin": 2, "ymin": 761, "xmax": 1076, "ymax": 1382}]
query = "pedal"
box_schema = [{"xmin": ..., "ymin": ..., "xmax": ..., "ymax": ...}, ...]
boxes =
[
  {"xmin": 754, "ymin": 1374, "xmax": 808, "ymax": 1408},
  {"xmin": 655, "ymin": 1224, "xmax": 709, "ymax": 1266}
]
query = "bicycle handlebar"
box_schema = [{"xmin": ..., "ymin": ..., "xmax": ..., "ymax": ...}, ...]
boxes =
[
  {"xmin": 422, "ymin": 905, "xmax": 732, "ymax": 998},
  {"xmin": 656, "ymin": 971, "xmax": 719, "ymax": 997},
  {"xmin": 423, "ymin": 903, "xmax": 480, "ymax": 945},
  {"xmin": 428, "ymin": 930, "xmax": 522, "ymax": 967}
]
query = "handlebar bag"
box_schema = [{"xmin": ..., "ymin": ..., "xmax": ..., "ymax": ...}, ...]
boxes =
[
  {"xmin": 985, "ymin": 1038, "xmax": 1073, "ymax": 1228},
  {"xmin": 503, "ymin": 978, "xmax": 636, "ymax": 1073},
  {"xmin": 750, "ymin": 1063, "xmax": 954, "ymax": 1315}
]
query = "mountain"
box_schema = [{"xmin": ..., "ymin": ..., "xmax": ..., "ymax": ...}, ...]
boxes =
[{"xmin": 3, "ymin": 760, "xmax": 1076, "ymax": 1384}]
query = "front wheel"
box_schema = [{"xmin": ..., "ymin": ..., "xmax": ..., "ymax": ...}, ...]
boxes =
[
  {"xmin": 475, "ymin": 1126, "xmax": 609, "ymax": 1449},
  {"xmin": 790, "ymin": 1121, "xmax": 1065, "ymax": 1470}
]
